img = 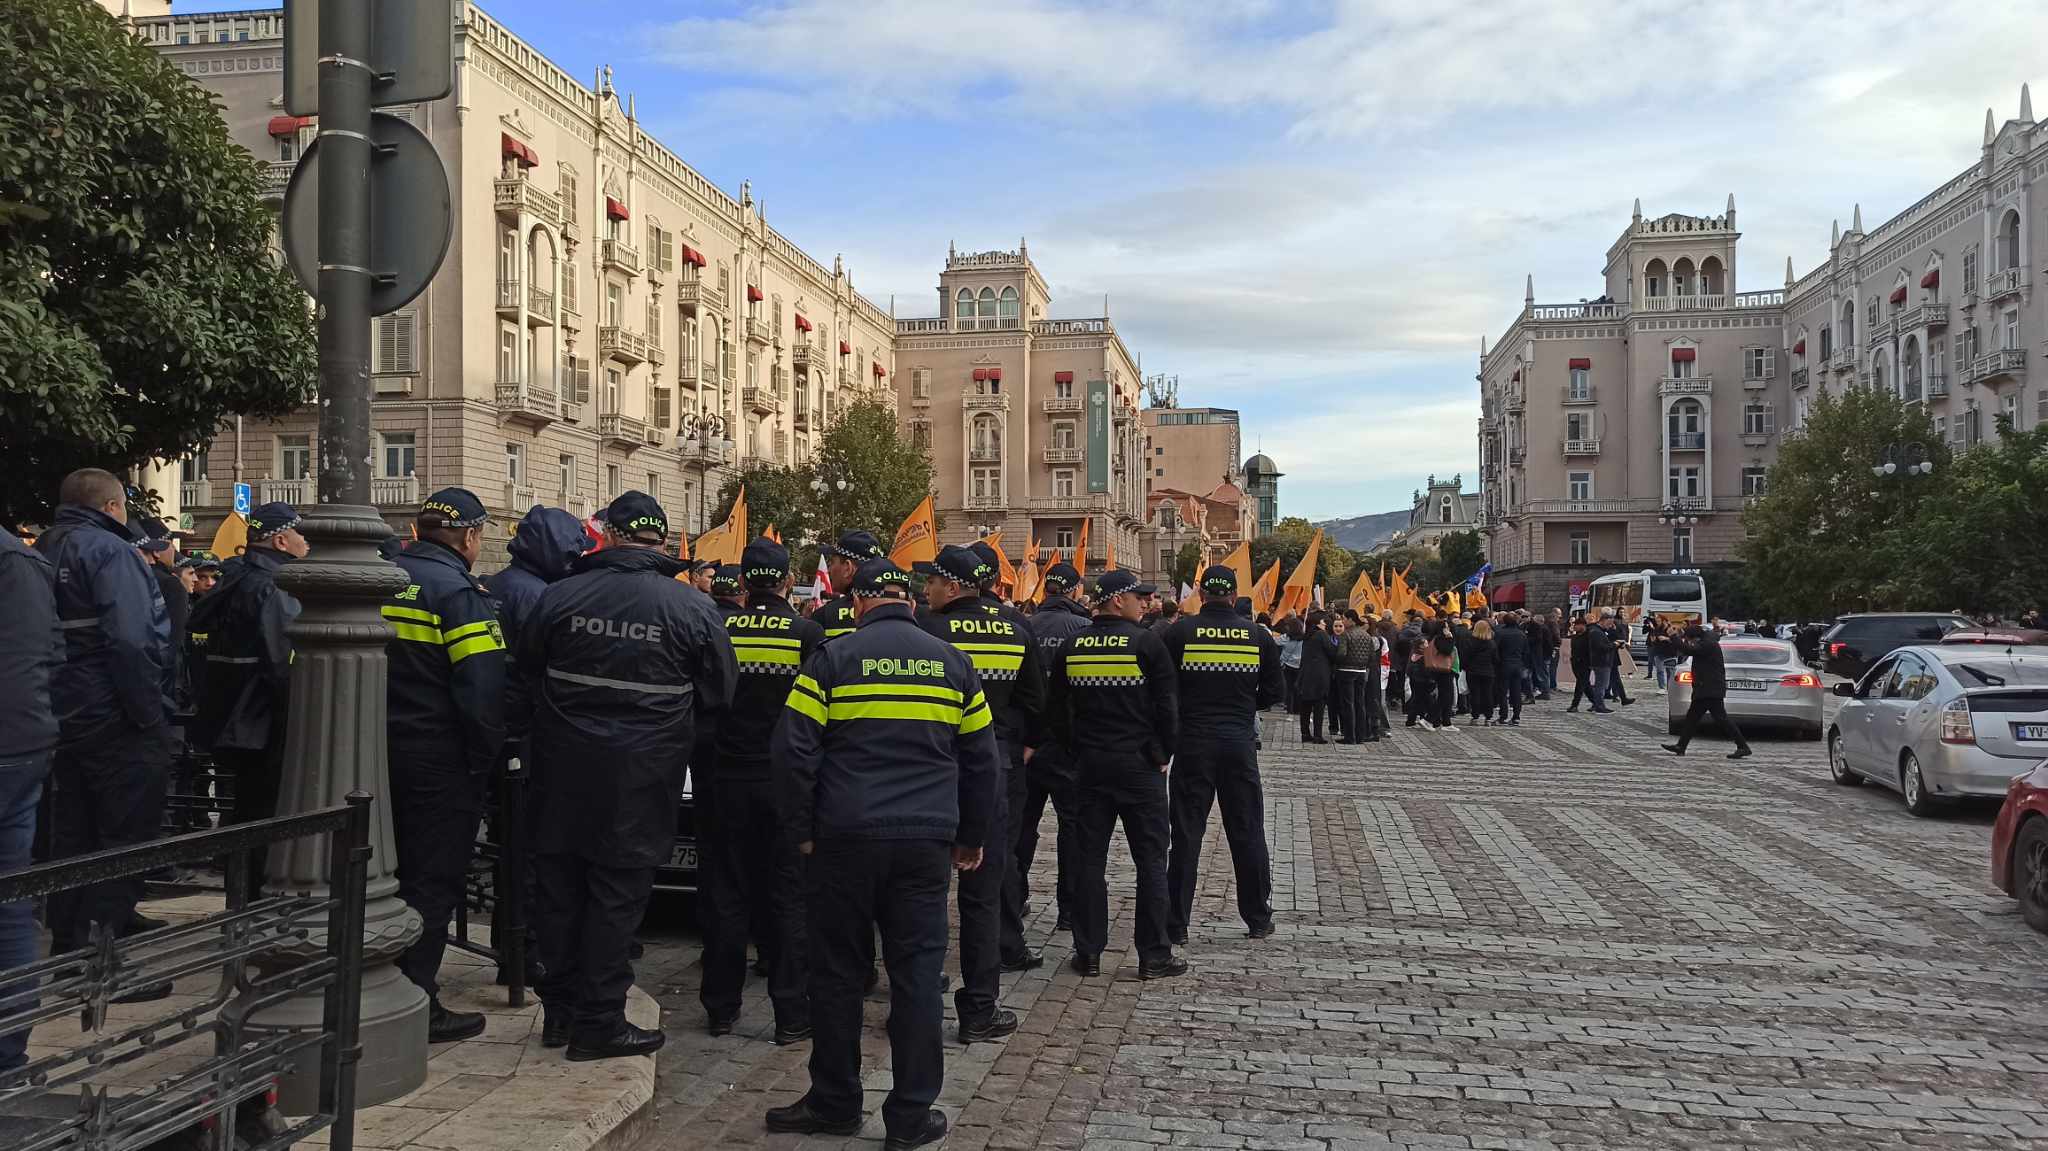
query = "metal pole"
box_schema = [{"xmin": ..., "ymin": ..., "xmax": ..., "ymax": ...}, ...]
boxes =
[{"xmin": 317, "ymin": 0, "xmax": 372, "ymax": 507}]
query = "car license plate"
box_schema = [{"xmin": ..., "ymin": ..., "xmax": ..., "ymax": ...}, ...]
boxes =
[
  {"xmin": 2016, "ymin": 724, "xmax": 2048, "ymax": 741},
  {"xmin": 1728, "ymin": 679, "xmax": 1768, "ymax": 691},
  {"xmin": 667, "ymin": 844, "xmax": 698, "ymax": 870}
]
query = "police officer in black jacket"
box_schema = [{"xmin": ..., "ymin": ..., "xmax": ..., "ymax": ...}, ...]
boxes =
[
  {"xmin": 1020, "ymin": 562, "xmax": 1089, "ymax": 932},
  {"xmin": 765, "ymin": 558, "xmax": 998, "ymax": 1151},
  {"xmin": 701, "ymin": 536, "xmax": 821, "ymax": 1043},
  {"xmin": 520, "ymin": 492, "xmax": 737, "ymax": 1061},
  {"xmin": 1047, "ymin": 569, "xmax": 1185, "ymax": 980},
  {"xmin": 0, "ymin": 529, "xmax": 60, "ymax": 1070},
  {"xmin": 813, "ymin": 530, "xmax": 886, "ymax": 645},
  {"xmin": 917, "ymin": 545, "xmax": 1044, "ymax": 1043},
  {"xmin": 1162, "ymin": 566, "xmax": 1283, "ymax": 943},
  {"xmin": 383, "ymin": 488, "xmax": 509, "ymax": 1043},
  {"xmin": 188, "ymin": 501, "xmax": 307, "ymax": 895},
  {"xmin": 968, "ymin": 540, "xmax": 1048, "ymax": 974},
  {"xmin": 36, "ymin": 468, "xmax": 174, "ymax": 960}
]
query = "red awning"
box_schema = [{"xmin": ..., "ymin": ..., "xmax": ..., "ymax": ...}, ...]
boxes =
[
  {"xmin": 873, "ymin": 362, "xmax": 885, "ymax": 377},
  {"xmin": 1671, "ymin": 347, "xmax": 1696, "ymax": 363},
  {"xmin": 794, "ymin": 313, "xmax": 812, "ymax": 332},
  {"xmin": 605, "ymin": 196, "xmax": 629, "ymax": 221},
  {"xmin": 746, "ymin": 284, "xmax": 764, "ymax": 303},
  {"xmin": 1567, "ymin": 357, "xmax": 1592, "ymax": 370},
  {"xmin": 680, "ymin": 245, "xmax": 708, "ymax": 268},
  {"xmin": 1920, "ymin": 269, "xmax": 1939, "ymax": 289},
  {"xmin": 987, "ymin": 367, "xmax": 1002, "ymax": 381},
  {"xmin": 972, "ymin": 368, "xmax": 989, "ymax": 381},
  {"xmin": 839, "ymin": 340, "xmax": 851, "ymax": 355},
  {"xmin": 500, "ymin": 132, "xmax": 538, "ymax": 167},
  {"xmin": 267, "ymin": 115, "xmax": 312, "ymax": 137},
  {"xmin": 1491, "ymin": 581, "xmax": 1526, "ymax": 605},
  {"xmin": 1889, "ymin": 285, "xmax": 1908, "ymax": 304},
  {"xmin": 1792, "ymin": 339, "xmax": 1806, "ymax": 354},
  {"xmin": 1054, "ymin": 370, "xmax": 1074, "ymax": 383}
]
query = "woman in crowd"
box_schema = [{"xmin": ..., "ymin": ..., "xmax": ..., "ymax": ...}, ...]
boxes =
[
  {"xmin": 1334, "ymin": 609, "xmax": 1383, "ymax": 743},
  {"xmin": 1422, "ymin": 620, "xmax": 1460, "ymax": 731},
  {"xmin": 1463, "ymin": 619, "xmax": 1500, "ymax": 728},
  {"xmin": 1277, "ymin": 617, "xmax": 1304, "ymax": 713},
  {"xmin": 1296, "ymin": 611, "xmax": 1337, "ymax": 744}
]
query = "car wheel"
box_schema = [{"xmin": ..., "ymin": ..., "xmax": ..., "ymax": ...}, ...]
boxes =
[
  {"xmin": 2016, "ymin": 818, "xmax": 2048, "ymax": 935},
  {"xmin": 1900, "ymin": 751, "xmax": 1938, "ymax": 817},
  {"xmin": 1827, "ymin": 730, "xmax": 1859, "ymax": 786}
]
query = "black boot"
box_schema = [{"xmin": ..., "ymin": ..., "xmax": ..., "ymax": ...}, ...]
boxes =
[
  {"xmin": 428, "ymin": 1000, "xmax": 487, "ymax": 1043},
  {"xmin": 567, "ymin": 1022, "xmax": 665, "ymax": 1062}
]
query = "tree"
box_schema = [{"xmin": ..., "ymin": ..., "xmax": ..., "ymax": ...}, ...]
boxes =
[
  {"xmin": 1891, "ymin": 418, "xmax": 2048, "ymax": 616},
  {"xmin": 1170, "ymin": 541, "xmax": 1203, "ymax": 591},
  {"xmin": 1250, "ymin": 516, "xmax": 1354, "ymax": 594},
  {"xmin": 1, "ymin": 0, "xmax": 318, "ymax": 527},
  {"xmin": 1436, "ymin": 530, "xmax": 1486, "ymax": 589},
  {"xmin": 1740, "ymin": 385, "xmax": 1945, "ymax": 619},
  {"xmin": 1351, "ymin": 543, "xmax": 1443, "ymax": 599}
]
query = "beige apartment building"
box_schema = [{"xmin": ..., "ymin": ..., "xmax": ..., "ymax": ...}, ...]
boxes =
[
  {"xmin": 1372, "ymin": 475, "xmax": 1481, "ymax": 555},
  {"xmin": 1482, "ymin": 87, "xmax": 2047, "ymax": 608},
  {"xmin": 140, "ymin": 5, "xmax": 897, "ymax": 557}
]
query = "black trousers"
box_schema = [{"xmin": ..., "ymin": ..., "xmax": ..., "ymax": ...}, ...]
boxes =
[
  {"xmin": 1404, "ymin": 667, "xmax": 1433, "ymax": 724},
  {"xmin": 955, "ymin": 744, "xmax": 1013, "ymax": 1024},
  {"xmin": 804, "ymin": 838, "xmax": 950, "ymax": 1138},
  {"xmin": 1296, "ymin": 699, "xmax": 1325, "ymax": 741},
  {"xmin": 1363, "ymin": 674, "xmax": 1388, "ymax": 738},
  {"xmin": 216, "ymin": 745, "xmax": 282, "ymax": 896},
  {"xmin": 995, "ymin": 749, "xmax": 1031, "ymax": 961},
  {"xmin": 534, "ymin": 851, "xmax": 653, "ymax": 1039},
  {"xmin": 1281, "ymin": 666, "xmax": 1299, "ymax": 712},
  {"xmin": 1466, "ymin": 675, "xmax": 1495, "ymax": 724},
  {"xmin": 1386, "ymin": 664, "xmax": 1406, "ymax": 708},
  {"xmin": 1165, "ymin": 740, "xmax": 1271, "ymax": 937},
  {"xmin": 1334, "ymin": 674, "xmax": 1374, "ymax": 741},
  {"xmin": 388, "ymin": 759, "xmax": 486, "ymax": 1001},
  {"xmin": 1073, "ymin": 767, "xmax": 1172, "ymax": 966},
  {"xmin": 1432, "ymin": 672, "xmax": 1458, "ymax": 728},
  {"xmin": 47, "ymin": 724, "xmax": 170, "ymax": 952},
  {"xmin": 1499, "ymin": 665, "xmax": 1525, "ymax": 721},
  {"xmin": 1017, "ymin": 768, "xmax": 1078, "ymax": 926},
  {"xmin": 697, "ymin": 775, "xmax": 807, "ymax": 1028},
  {"xmin": 1672, "ymin": 696, "xmax": 1751, "ymax": 752}
]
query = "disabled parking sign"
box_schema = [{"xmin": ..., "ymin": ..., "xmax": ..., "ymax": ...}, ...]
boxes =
[{"xmin": 233, "ymin": 482, "xmax": 252, "ymax": 516}]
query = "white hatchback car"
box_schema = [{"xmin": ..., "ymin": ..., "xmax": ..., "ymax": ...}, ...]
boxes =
[{"xmin": 1827, "ymin": 646, "xmax": 2048, "ymax": 816}]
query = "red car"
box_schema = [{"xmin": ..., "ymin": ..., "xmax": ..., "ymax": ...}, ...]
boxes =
[{"xmin": 1991, "ymin": 760, "xmax": 2048, "ymax": 933}]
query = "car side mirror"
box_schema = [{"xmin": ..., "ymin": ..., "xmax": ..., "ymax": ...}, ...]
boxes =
[{"xmin": 1831, "ymin": 681, "xmax": 1856, "ymax": 698}]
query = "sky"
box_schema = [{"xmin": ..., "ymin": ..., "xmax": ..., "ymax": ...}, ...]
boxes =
[{"xmin": 181, "ymin": 0, "xmax": 2048, "ymax": 521}]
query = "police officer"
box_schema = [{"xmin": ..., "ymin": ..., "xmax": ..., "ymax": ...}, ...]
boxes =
[
  {"xmin": 813, "ymin": 531, "xmax": 886, "ymax": 644},
  {"xmin": 709, "ymin": 563, "xmax": 745, "ymax": 611},
  {"xmin": 1162, "ymin": 566, "xmax": 1283, "ymax": 943},
  {"xmin": 36, "ymin": 468, "xmax": 174, "ymax": 963},
  {"xmin": 188, "ymin": 502, "xmax": 307, "ymax": 896},
  {"xmin": 384, "ymin": 488, "xmax": 508, "ymax": 1043},
  {"xmin": 764, "ymin": 558, "xmax": 998, "ymax": 1151},
  {"xmin": 917, "ymin": 545, "xmax": 1043, "ymax": 1043},
  {"xmin": 701, "ymin": 537, "xmax": 820, "ymax": 1043},
  {"xmin": 1020, "ymin": 562, "xmax": 1089, "ymax": 932},
  {"xmin": 1045, "ymin": 569, "xmax": 1183, "ymax": 980},
  {"xmin": 519, "ymin": 492, "xmax": 736, "ymax": 1060},
  {"xmin": 687, "ymin": 558, "xmax": 718, "ymax": 596},
  {"xmin": 966, "ymin": 541, "xmax": 1047, "ymax": 973}
]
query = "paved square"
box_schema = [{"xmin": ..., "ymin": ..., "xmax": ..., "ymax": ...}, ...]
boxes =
[{"xmin": 630, "ymin": 691, "xmax": 2048, "ymax": 1149}]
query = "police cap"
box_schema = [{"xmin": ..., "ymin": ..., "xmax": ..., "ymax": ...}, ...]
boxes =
[
  {"xmin": 1200, "ymin": 564, "xmax": 1238, "ymax": 596},
  {"xmin": 133, "ymin": 515, "xmax": 175, "ymax": 553},
  {"xmin": 708, "ymin": 564, "xmax": 742, "ymax": 597},
  {"xmin": 1094, "ymin": 569, "xmax": 1155, "ymax": 601},
  {"xmin": 418, "ymin": 488, "xmax": 489, "ymax": 530},
  {"xmin": 741, "ymin": 536, "xmax": 790, "ymax": 587},
  {"xmin": 603, "ymin": 490, "xmax": 668, "ymax": 540},
  {"xmin": 916, "ymin": 543, "xmax": 991, "ymax": 586},
  {"xmin": 850, "ymin": 557, "xmax": 913, "ymax": 599},
  {"xmin": 967, "ymin": 541, "xmax": 1004, "ymax": 586},
  {"xmin": 826, "ymin": 530, "xmax": 886, "ymax": 562},
  {"xmin": 1043, "ymin": 562, "xmax": 1081, "ymax": 592},
  {"xmin": 247, "ymin": 502, "xmax": 302, "ymax": 541}
]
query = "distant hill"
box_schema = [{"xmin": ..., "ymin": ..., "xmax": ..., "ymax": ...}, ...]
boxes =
[{"xmin": 1316, "ymin": 508, "xmax": 1410, "ymax": 553}]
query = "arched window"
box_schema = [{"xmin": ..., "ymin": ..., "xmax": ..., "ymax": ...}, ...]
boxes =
[
  {"xmin": 1840, "ymin": 301, "xmax": 1856, "ymax": 346},
  {"xmin": 1699, "ymin": 256, "xmax": 1725, "ymax": 295},
  {"xmin": 2000, "ymin": 209, "xmax": 2023, "ymax": 270},
  {"xmin": 1667, "ymin": 399, "xmax": 1704, "ymax": 439},
  {"xmin": 1643, "ymin": 258, "xmax": 1667, "ymax": 298},
  {"xmin": 1871, "ymin": 356, "xmax": 1887, "ymax": 395},
  {"xmin": 1438, "ymin": 494, "xmax": 1454, "ymax": 523},
  {"xmin": 977, "ymin": 287, "xmax": 998, "ymax": 329},
  {"xmin": 999, "ymin": 286, "xmax": 1019, "ymax": 328},
  {"xmin": 1901, "ymin": 336, "xmax": 1922, "ymax": 400},
  {"xmin": 971, "ymin": 414, "xmax": 1001, "ymax": 454},
  {"xmin": 1793, "ymin": 327, "xmax": 1809, "ymax": 364},
  {"xmin": 955, "ymin": 289, "xmax": 973, "ymax": 327},
  {"xmin": 1672, "ymin": 257, "xmax": 1697, "ymax": 296}
]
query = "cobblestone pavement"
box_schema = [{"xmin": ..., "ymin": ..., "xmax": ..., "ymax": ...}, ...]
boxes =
[{"xmin": 628, "ymin": 685, "xmax": 2048, "ymax": 1150}]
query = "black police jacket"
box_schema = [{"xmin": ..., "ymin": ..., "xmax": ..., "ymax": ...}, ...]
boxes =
[
  {"xmin": 384, "ymin": 539, "xmax": 507, "ymax": 777},
  {"xmin": 813, "ymin": 594, "xmax": 858, "ymax": 644},
  {"xmin": 1046, "ymin": 614, "xmax": 1178, "ymax": 780},
  {"xmin": 1680, "ymin": 633, "xmax": 1730, "ymax": 699},
  {"xmin": 1162, "ymin": 603, "xmax": 1282, "ymax": 742},
  {"xmin": 188, "ymin": 546, "xmax": 299, "ymax": 753},
  {"xmin": 1023, "ymin": 594, "xmax": 1092, "ymax": 785},
  {"xmin": 922, "ymin": 594, "xmax": 1044, "ymax": 752},
  {"xmin": 36, "ymin": 505, "xmax": 173, "ymax": 741},
  {"xmin": 771, "ymin": 601, "xmax": 999, "ymax": 848},
  {"xmin": 713, "ymin": 592, "xmax": 824, "ymax": 780},
  {"xmin": 0, "ymin": 533, "xmax": 60, "ymax": 766},
  {"xmin": 519, "ymin": 546, "xmax": 737, "ymax": 866}
]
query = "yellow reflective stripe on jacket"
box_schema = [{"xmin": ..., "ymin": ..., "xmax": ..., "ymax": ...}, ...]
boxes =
[
  {"xmin": 730, "ymin": 635, "xmax": 805, "ymax": 649},
  {"xmin": 793, "ymin": 674, "xmax": 828, "ymax": 701},
  {"xmin": 953, "ymin": 641, "xmax": 1026, "ymax": 673},
  {"xmin": 383, "ymin": 605, "xmax": 442, "ymax": 626},
  {"xmin": 959, "ymin": 691, "xmax": 993, "ymax": 734},
  {"xmin": 382, "ymin": 604, "xmax": 444, "ymax": 645},
  {"xmin": 831, "ymin": 682, "xmax": 965, "ymax": 704},
  {"xmin": 824, "ymin": 699, "xmax": 965, "ymax": 724},
  {"xmin": 447, "ymin": 632, "xmax": 507, "ymax": 665},
  {"xmin": 786, "ymin": 688, "xmax": 828, "ymax": 724},
  {"xmin": 733, "ymin": 643, "xmax": 803, "ymax": 669}
]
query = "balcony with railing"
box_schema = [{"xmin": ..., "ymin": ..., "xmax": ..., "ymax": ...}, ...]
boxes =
[
  {"xmin": 1636, "ymin": 294, "xmax": 1730, "ymax": 312},
  {"xmin": 1502, "ymin": 392, "xmax": 1525, "ymax": 412},
  {"xmin": 1562, "ymin": 439, "xmax": 1602, "ymax": 456},
  {"xmin": 677, "ymin": 357, "xmax": 703, "ymax": 387},
  {"xmin": 1519, "ymin": 497, "xmax": 1665, "ymax": 515},
  {"xmin": 495, "ymin": 380, "xmax": 559, "ymax": 426},
  {"xmin": 1899, "ymin": 303, "xmax": 1949, "ymax": 330},
  {"xmin": 496, "ymin": 278, "xmax": 522, "ymax": 318},
  {"xmin": 1042, "ymin": 395, "xmax": 1084, "ymax": 413},
  {"xmin": 963, "ymin": 393, "xmax": 1010, "ymax": 412},
  {"xmin": 1658, "ymin": 376, "xmax": 1713, "ymax": 396},
  {"xmin": 597, "ymin": 325, "xmax": 648, "ymax": 365},
  {"xmin": 965, "ymin": 493, "xmax": 1009, "ymax": 510},
  {"xmin": 1043, "ymin": 446, "xmax": 1085, "ymax": 463},
  {"xmin": 1560, "ymin": 386, "xmax": 1596, "ymax": 405},
  {"xmin": 600, "ymin": 238, "xmax": 641, "ymax": 276},
  {"xmin": 1830, "ymin": 344, "xmax": 1857, "ymax": 372},
  {"xmin": 527, "ymin": 286, "xmax": 555, "ymax": 325},
  {"xmin": 598, "ymin": 411, "xmax": 648, "ymax": 450},
  {"xmin": 792, "ymin": 400, "xmax": 811, "ymax": 431},
  {"xmin": 1926, "ymin": 372, "xmax": 1950, "ymax": 397},
  {"xmin": 968, "ymin": 445, "xmax": 1002, "ymax": 464},
  {"xmin": 259, "ymin": 477, "xmax": 311, "ymax": 505},
  {"xmin": 372, "ymin": 475, "xmax": 419, "ymax": 506},
  {"xmin": 1790, "ymin": 367, "xmax": 1810, "ymax": 390},
  {"xmin": 742, "ymin": 385, "xmax": 780, "ymax": 415},
  {"xmin": 646, "ymin": 338, "xmax": 666, "ymax": 368},
  {"xmin": 181, "ymin": 478, "xmax": 216, "ymax": 507},
  {"xmin": 896, "ymin": 318, "xmax": 951, "ymax": 334},
  {"xmin": 1869, "ymin": 317, "xmax": 1896, "ymax": 344},
  {"xmin": 1742, "ymin": 371, "xmax": 1771, "ymax": 390},
  {"xmin": 494, "ymin": 178, "xmax": 561, "ymax": 223},
  {"xmin": 791, "ymin": 343, "xmax": 816, "ymax": 371},
  {"xmin": 260, "ymin": 159, "xmax": 294, "ymax": 199},
  {"xmin": 1667, "ymin": 431, "xmax": 1707, "ymax": 450},
  {"xmin": 676, "ymin": 273, "xmax": 726, "ymax": 315},
  {"xmin": 744, "ymin": 317, "xmax": 772, "ymax": 347},
  {"xmin": 1987, "ymin": 267, "xmax": 2027, "ymax": 301},
  {"xmin": 504, "ymin": 482, "xmax": 537, "ymax": 511},
  {"xmin": 1973, "ymin": 347, "xmax": 2028, "ymax": 383}
]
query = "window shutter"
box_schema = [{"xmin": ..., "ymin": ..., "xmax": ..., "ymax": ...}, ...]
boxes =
[
  {"xmin": 914, "ymin": 367, "xmax": 931, "ymax": 396},
  {"xmin": 1763, "ymin": 406, "xmax": 1776, "ymax": 435},
  {"xmin": 374, "ymin": 312, "xmax": 416, "ymax": 374},
  {"xmin": 659, "ymin": 229, "xmax": 675, "ymax": 272},
  {"xmin": 574, "ymin": 358, "xmax": 592, "ymax": 404},
  {"xmin": 646, "ymin": 223, "xmax": 658, "ymax": 262},
  {"xmin": 652, "ymin": 386, "xmax": 672, "ymax": 429}
]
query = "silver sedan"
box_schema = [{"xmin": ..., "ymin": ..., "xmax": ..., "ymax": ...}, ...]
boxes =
[
  {"xmin": 1827, "ymin": 645, "xmax": 2048, "ymax": 816},
  {"xmin": 1669, "ymin": 636, "xmax": 1825, "ymax": 740}
]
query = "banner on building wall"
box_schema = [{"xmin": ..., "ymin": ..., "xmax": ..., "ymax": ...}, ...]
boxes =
[{"xmin": 1086, "ymin": 379, "xmax": 1110, "ymax": 493}]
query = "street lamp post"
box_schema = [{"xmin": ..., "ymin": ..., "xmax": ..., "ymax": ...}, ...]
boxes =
[{"xmin": 1872, "ymin": 441, "xmax": 1936, "ymax": 477}]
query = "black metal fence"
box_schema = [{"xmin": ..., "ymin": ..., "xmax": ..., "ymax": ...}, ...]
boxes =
[
  {"xmin": 449, "ymin": 762, "xmax": 529, "ymax": 1008},
  {"xmin": 0, "ymin": 795, "xmax": 374, "ymax": 1151}
]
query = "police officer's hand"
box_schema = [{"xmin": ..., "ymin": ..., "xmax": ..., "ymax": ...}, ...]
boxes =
[
  {"xmin": 798, "ymin": 841, "xmax": 813, "ymax": 856},
  {"xmin": 953, "ymin": 846, "xmax": 983, "ymax": 872},
  {"xmin": 1021, "ymin": 746, "xmax": 1035, "ymax": 765}
]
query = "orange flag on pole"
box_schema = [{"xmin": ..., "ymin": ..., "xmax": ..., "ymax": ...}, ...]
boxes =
[
  {"xmin": 1105, "ymin": 533, "xmax": 1118, "ymax": 571},
  {"xmin": 209, "ymin": 511, "xmax": 249, "ymax": 559},
  {"xmin": 889, "ymin": 494, "xmax": 937, "ymax": 568},
  {"xmin": 1250, "ymin": 561, "xmax": 1281, "ymax": 617},
  {"xmin": 1026, "ymin": 538, "xmax": 1041, "ymax": 566},
  {"xmin": 979, "ymin": 529, "xmax": 1018, "ymax": 589},
  {"xmin": 764, "ymin": 524, "xmax": 782, "ymax": 545},
  {"xmin": 1220, "ymin": 540, "xmax": 1253, "ymax": 600},
  {"xmin": 1277, "ymin": 531, "xmax": 1323, "ymax": 620},
  {"xmin": 1075, "ymin": 517, "xmax": 1091, "ymax": 572},
  {"xmin": 693, "ymin": 486, "xmax": 748, "ymax": 567}
]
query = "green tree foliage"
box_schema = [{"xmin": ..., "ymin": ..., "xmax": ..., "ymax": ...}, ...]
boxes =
[
  {"xmin": 1, "ymin": 0, "xmax": 318, "ymax": 526},
  {"xmin": 1740, "ymin": 386, "xmax": 1945, "ymax": 618},
  {"xmin": 1435, "ymin": 530, "xmax": 1487, "ymax": 589},
  {"xmin": 708, "ymin": 399, "xmax": 935, "ymax": 572},
  {"xmin": 1170, "ymin": 541, "xmax": 1203, "ymax": 590},
  {"xmin": 1888, "ymin": 419, "xmax": 2048, "ymax": 616},
  {"xmin": 1250, "ymin": 516, "xmax": 1356, "ymax": 592},
  {"xmin": 1349, "ymin": 543, "xmax": 1443, "ymax": 597}
]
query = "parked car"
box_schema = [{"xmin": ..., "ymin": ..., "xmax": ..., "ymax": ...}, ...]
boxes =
[
  {"xmin": 1941, "ymin": 627, "xmax": 2048, "ymax": 647},
  {"xmin": 1669, "ymin": 636, "xmax": 1824, "ymax": 739},
  {"xmin": 1819, "ymin": 613, "xmax": 1972, "ymax": 679},
  {"xmin": 1991, "ymin": 761, "xmax": 2048, "ymax": 934},
  {"xmin": 654, "ymin": 769, "xmax": 700, "ymax": 894},
  {"xmin": 1826, "ymin": 645, "xmax": 2048, "ymax": 815}
]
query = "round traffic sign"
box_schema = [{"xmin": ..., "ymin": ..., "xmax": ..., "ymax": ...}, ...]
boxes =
[{"xmin": 282, "ymin": 110, "xmax": 453, "ymax": 317}]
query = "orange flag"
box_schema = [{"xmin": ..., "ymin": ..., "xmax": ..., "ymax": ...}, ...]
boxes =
[
  {"xmin": 764, "ymin": 524, "xmax": 782, "ymax": 545},
  {"xmin": 676, "ymin": 523, "xmax": 691, "ymax": 562},
  {"xmin": 1046, "ymin": 547, "xmax": 1063, "ymax": 570},
  {"xmin": 1277, "ymin": 530, "xmax": 1322, "ymax": 620},
  {"xmin": 979, "ymin": 529, "xmax": 1018, "ymax": 589},
  {"xmin": 1250, "ymin": 561, "xmax": 1281, "ymax": 617},
  {"xmin": 1220, "ymin": 540, "xmax": 1253, "ymax": 600},
  {"xmin": 693, "ymin": 486, "xmax": 747, "ymax": 566},
  {"xmin": 1075, "ymin": 517, "xmax": 1091, "ymax": 571},
  {"xmin": 1026, "ymin": 538, "xmax": 1041, "ymax": 566},
  {"xmin": 890, "ymin": 494, "xmax": 937, "ymax": 568},
  {"xmin": 1105, "ymin": 533, "xmax": 1118, "ymax": 572},
  {"xmin": 1014, "ymin": 555, "xmax": 1041, "ymax": 605},
  {"xmin": 209, "ymin": 511, "xmax": 249, "ymax": 559}
]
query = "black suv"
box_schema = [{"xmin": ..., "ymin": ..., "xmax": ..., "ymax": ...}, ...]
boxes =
[{"xmin": 1819, "ymin": 613, "xmax": 1972, "ymax": 679}]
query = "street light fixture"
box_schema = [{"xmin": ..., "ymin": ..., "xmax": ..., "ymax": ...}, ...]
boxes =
[
  {"xmin": 1657, "ymin": 502, "xmax": 1700, "ymax": 525},
  {"xmin": 1871, "ymin": 441, "xmax": 1935, "ymax": 477}
]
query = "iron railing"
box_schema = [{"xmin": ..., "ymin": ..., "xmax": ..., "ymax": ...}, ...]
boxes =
[
  {"xmin": 448, "ymin": 762, "xmax": 530, "ymax": 1007},
  {"xmin": 0, "ymin": 797, "xmax": 373, "ymax": 1151}
]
